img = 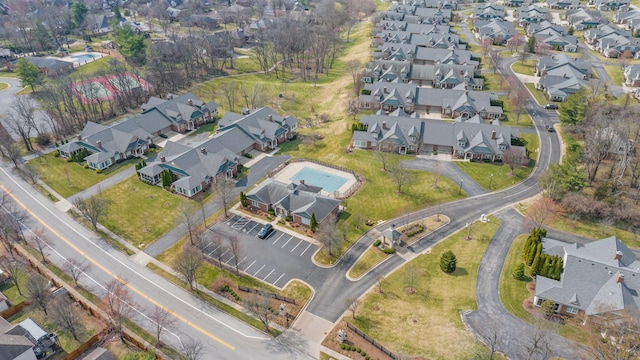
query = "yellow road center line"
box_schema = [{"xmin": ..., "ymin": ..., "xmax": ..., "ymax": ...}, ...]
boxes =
[{"xmin": 1, "ymin": 185, "xmax": 235, "ymax": 350}]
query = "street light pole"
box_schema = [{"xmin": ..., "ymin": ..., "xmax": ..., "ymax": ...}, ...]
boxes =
[
  {"xmin": 489, "ymin": 173, "xmax": 494, "ymax": 190},
  {"xmin": 459, "ymin": 179, "xmax": 464, "ymax": 194}
]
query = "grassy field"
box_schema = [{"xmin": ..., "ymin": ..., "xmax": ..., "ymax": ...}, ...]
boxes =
[
  {"xmin": 348, "ymin": 247, "xmax": 388, "ymax": 279},
  {"xmin": 483, "ymin": 71, "xmax": 505, "ymax": 91},
  {"xmin": 0, "ymin": 71, "xmax": 17, "ymax": 78},
  {"xmin": 0, "ymin": 82, "xmax": 8, "ymax": 91},
  {"xmin": 501, "ymin": 95, "xmax": 533, "ymax": 127},
  {"xmin": 455, "ymin": 132, "xmax": 538, "ymax": 191},
  {"xmin": 27, "ymin": 152, "xmax": 136, "ymax": 199},
  {"xmin": 604, "ymin": 64, "xmax": 625, "ymax": 86},
  {"xmin": 525, "ymin": 83, "xmax": 548, "ymax": 106},
  {"xmin": 72, "ymin": 56, "xmax": 112, "ymax": 78},
  {"xmin": 352, "ymin": 216, "xmax": 502, "ymax": 359},
  {"xmin": 99, "ymin": 175, "xmax": 188, "ymax": 247},
  {"xmin": 511, "ymin": 59, "xmax": 537, "ymax": 76}
]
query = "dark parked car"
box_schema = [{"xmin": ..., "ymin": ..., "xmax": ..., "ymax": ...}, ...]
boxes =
[
  {"xmin": 544, "ymin": 103, "xmax": 559, "ymax": 110},
  {"xmin": 257, "ymin": 224, "xmax": 274, "ymax": 239}
]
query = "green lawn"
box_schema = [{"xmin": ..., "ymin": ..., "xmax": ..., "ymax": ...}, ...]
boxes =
[
  {"xmin": 0, "ymin": 71, "xmax": 17, "ymax": 78},
  {"xmin": 72, "ymin": 56, "xmax": 112, "ymax": 78},
  {"xmin": 482, "ymin": 72, "xmax": 505, "ymax": 91},
  {"xmin": 353, "ymin": 216, "xmax": 502, "ymax": 359},
  {"xmin": 525, "ymin": 83, "xmax": 547, "ymax": 106},
  {"xmin": 348, "ymin": 246, "xmax": 388, "ymax": 279},
  {"xmin": 511, "ymin": 59, "xmax": 537, "ymax": 76},
  {"xmin": 455, "ymin": 132, "xmax": 538, "ymax": 191},
  {"xmin": 604, "ymin": 65, "xmax": 625, "ymax": 85},
  {"xmin": 0, "ymin": 282, "xmax": 25, "ymax": 305},
  {"xmin": 189, "ymin": 122, "xmax": 217, "ymax": 136},
  {"xmin": 99, "ymin": 175, "xmax": 188, "ymax": 247},
  {"xmin": 27, "ymin": 152, "xmax": 136, "ymax": 199},
  {"xmin": 501, "ymin": 95, "xmax": 533, "ymax": 127},
  {"xmin": 0, "ymin": 82, "xmax": 8, "ymax": 91}
]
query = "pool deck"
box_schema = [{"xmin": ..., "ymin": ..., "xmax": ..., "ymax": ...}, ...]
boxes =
[
  {"xmin": 271, "ymin": 161, "xmax": 357, "ymax": 197},
  {"xmin": 53, "ymin": 52, "xmax": 108, "ymax": 68}
]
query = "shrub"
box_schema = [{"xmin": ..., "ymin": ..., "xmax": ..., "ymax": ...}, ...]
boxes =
[
  {"xmin": 66, "ymin": 157, "xmax": 73, "ymax": 162},
  {"xmin": 433, "ymin": 150, "xmax": 438, "ymax": 155},
  {"xmin": 52, "ymin": 150, "xmax": 60, "ymax": 157},
  {"xmin": 36, "ymin": 133, "xmax": 51, "ymax": 146},
  {"xmin": 340, "ymin": 344, "xmax": 346, "ymax": 350},
  {"xmin": 373, "ymin": 239, "xmax": 381, "ymax": 247},
  {"xmin": 365, "ymin": 356, "xmax": 370, "ymax": 360},
  {"xmin": 356, "ymin": 348, "xmax": 361, "ymax": 353},
  {"xmin": 244, "ymin": 153, "xmax": 253, "ymax": 158},
  {"xmin": 83, "ymin": 163, "xmax": 89, "ymax": 169},
  {"xmin": 95, "ymin": 169, "xmax": 102, "ymax": 174},
  {"xmin": 440, "ymin": 250, "xmax": 457, "ymax": 273},
  {"xmin": 382, "ymin": 248, "xmax": 396, "ymax": 254},
  {"xmin": 361, "ymin": 351, "xmax": 366, "ymax": 357},
  {"xmin": 268, "ymin": 209, "xmax": 276, "ymax": 216},
  {"xmin": 285, "ymin": 215, "xmax": 293, "ymax": 222},
  {"xmin": 512, "ymin": 262, "xmax": 526, "ymax": 281}
]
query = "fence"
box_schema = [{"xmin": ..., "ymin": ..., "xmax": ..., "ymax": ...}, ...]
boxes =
[
  {"xmin": 0, "ymin": 300, "xmax": 29, "ymax": 319},
  {"xmin": 237, "ymin": 285, "xmax": 296, "ymax": 305},
  {"xmin": 346, "ymin": 322, "xmax": 397, "ymax": 359},
  {"xmin": 63, "ymin": 328, "xmax": 110, "ymax": 360},
  {"xmin": 265, "ymin": 158, "xmax": 366, "ymax": 200}
]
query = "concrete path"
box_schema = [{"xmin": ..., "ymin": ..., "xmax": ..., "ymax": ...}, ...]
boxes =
[
  {"xmin": 67, "ymin": 166, "xmax": 136, "ymax": 203},
  {"xmin": 462, "ymin": 208, "xmax": 590, "ymax": 360},
  {"xmin": 401, "ymin": 158, "xmax": 487, "ymax": 197}
]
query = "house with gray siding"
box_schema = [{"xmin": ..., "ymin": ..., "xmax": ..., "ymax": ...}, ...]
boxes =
[
  {"xmin": 473, "ymin": 3, "xmax": 506, "ymax": 19},
  {"xmin": 533, "ymin": 236, "xmax": 640, "ymax": 320},
  {"xmin": 218, "ymin": 107, "xmax": 298, "ymax": 151},
  {"xmin": 246, "ymin": 179, "xmax": 340, "ymax": 227}
]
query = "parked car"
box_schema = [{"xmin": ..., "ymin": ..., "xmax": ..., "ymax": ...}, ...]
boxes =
[
  {"xmin": 544, "ymin": 103, "xmax": 559, "ymax": 110},
  {"xmin": 257, "ymin": 224, "xmax": 274, "ymax": 239}
]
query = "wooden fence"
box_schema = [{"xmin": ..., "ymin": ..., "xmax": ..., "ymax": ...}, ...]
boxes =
[
  {"xmin": 346, "ymin": 322, "xmax": 397, "ymax": 359},
  {"xmin": 0, "ymin": 300, "xmax": 29, "ymax": 319},
  {"xmin": 237, "ymin": 285, "xmax": 296, "ymax": 305},
  {"xmin": 63, "ymin": 328, "xmax": 110, "ymax": 360}
]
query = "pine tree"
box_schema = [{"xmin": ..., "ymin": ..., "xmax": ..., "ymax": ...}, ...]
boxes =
[
  {"xmin": 512, "ymin": 263, "xmax": 526, "ymax": 281},
  {"xmin": 240, "ymin": 192, "xmax": 248, "ymax": 207},
  {"xmin": 440, "ymin": 251, "xmax": 457, "ymax": 273},
  {"xmin": 530, "ymin": 243, "xmax": 543, "ymax": 277},
  {"xmin": 310, "ymin": 213, "xmax": 318, "ymax": 233}
]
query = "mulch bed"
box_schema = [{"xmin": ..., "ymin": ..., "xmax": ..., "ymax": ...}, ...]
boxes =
[{"xmin": 322, "ymin": 320, "xmax": 407, "ymax": 360}]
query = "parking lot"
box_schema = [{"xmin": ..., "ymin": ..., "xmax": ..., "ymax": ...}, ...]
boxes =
[{"xmin": 207, "ymin": 214, "xmax": 319, "ymax": 288}]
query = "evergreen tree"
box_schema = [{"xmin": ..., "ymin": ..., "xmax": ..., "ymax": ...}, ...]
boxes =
[
  {"xmin": 558, "ymin": 88, "xmax": 588, "ymax": 125},
  {"xmin": 512, "ymin": 263, "xmax": 526, "ymax": 281},
  {"xmin": 71, "ymin": 2, "xmax": 88, "ymax": 28},
  {"xmin": 526, "ymin": 35, "xmax": 536, "ymax": 53},
  {"xmin": 113, "ymin": 2, "xmax": 122, "ymax": 19},
  {"xmin": 240, "ymin": 192, "xmax": 248, "ymax": 207},
  {"xmin": 310, "ymin": 213, "xmax": 318, "ymax": 233},
  {"xmin": 530, "ymin": 243, "xmax": 543, "ymax": 276},
  {"xmin": 440, "ymin": 251, "xmax": 457, "ymax": 273},
  {"xmin": 15, "ymin": 58, "xmax": 45, "ymax": 92}
]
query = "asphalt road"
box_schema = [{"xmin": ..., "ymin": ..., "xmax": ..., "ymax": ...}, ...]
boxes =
[{"xmin": 0, "ymin": 164, "xmax": 314, "ymax": 360}]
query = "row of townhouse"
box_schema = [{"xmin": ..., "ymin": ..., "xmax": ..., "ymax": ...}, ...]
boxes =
[
  {"xmin": 588, "ymin": 0, "xmax": 630, "ymax": 11},
  {"xmin": 351, "ymin": 111, "xmax": 527, "ymax": 162},
  {"xmin": 359, "ymin": 82, "xmax": 502, "ymax": 119},
  {"xmin": 59, "ymin": 93, "xmax": 219, "ymax": 170},
  {"xmin": 373, "ymin": 44, "xmax": 480, "ymax": 67},
  {"xmin": 362, "ymin": 59, "xmax": 483, "ymax": 89},
  {"xmin": 380, "ymin": 5, "xmax": 452, "ymax": 24},
  {"xmin": 137, "ymin": 106, "xmax": 298, "ymax": 197},
  {"xmin": 528, "ymin": 21, "xmax": 578, "ymax": 52},
  {"xmin": 614, "ymin": 8, "xmax": 640, "ymax": 36},
  {"xmin": 473, "ymin": 19, "xmax": 517, "ymax": 46},
  {"xmin": 516, "ymin": 5, "xmax": 550, "ymax": 26},
  {"xmin": 535, "ymin": 54, "xmax": 592, "ymax": 101},
  {"xmin": 584, "ymin": 24, "xmax": 640, "ymax": 58},
  {"xmin": 564, "ymin": 7, "xmax": 608, "ymax": 30},
  {"xmin": 396, "ymin": 0, "xmax": 459, "ymax": 10},
  {"xmin": 372, "ymin": 30, "xmax": 463, "ymax": 49}
]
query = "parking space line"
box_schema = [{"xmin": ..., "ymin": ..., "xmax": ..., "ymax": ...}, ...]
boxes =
[
  {"xmin": 244, "ymin": 260, "xmax": 256, "ymax": 272},
  {"xmin": 237, "ymin": 256, "xmax": 247, "ymax": 266},
  {"xmin": 246, "ymin": 223, "xmax": 259, "ymax": 233},
  {"xmin": 300, "ymin": 243, "xmax": 313, "ymax": 257},
  {"xmin": 263, "ymin": 269, "xmax": 275, "ymax": 281},
  {"xmin": 281, "ymin": 236, "xmax": 293, "ymax": 249},
  {"xmin": 273, "ymin": 274, "xmax": 285, "ymax": 286},
  {"xmin": 220, "ymin": 249, "xmax": 229, "ymax": 257},
  {"xmin": 290, "ymin": 239, "xmax": 303, "ymax": 253},
  {"xmin": 272, "ymin": 233, "xmax": 285, "ymax": 245},
  {"xmin": 206, "ymin": 245, "xmax": 220, "ymax": 256},
  {"xmin": 224, "ymin": 255, "xmax": 235, "ymax": 264},
  {"xmin": 227, "ymin": 215, "xmax": 240, "ymax": 226},
  {"xmin": 254, "ymin": 265, "xmax": 265, "ymax": 276}
]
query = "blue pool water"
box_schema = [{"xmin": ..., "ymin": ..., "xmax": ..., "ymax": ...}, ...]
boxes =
[
  {"xmin": 70, "ymin": 53, "xmax": 98, "ymax": 63},
  {"xmin": 289, "ymin": 167, "xmax": 348, "ymax": 193}
]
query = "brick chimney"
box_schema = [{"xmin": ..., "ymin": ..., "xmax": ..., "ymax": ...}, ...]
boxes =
[
  {"xmin": 563, "ymin": 73, "xmax": 567, "ymax": 78},
  {"xmin": 614, "ymin": 250, "xmax": 623, "ymax": 260},
  {"xmin": 382, "ymin": 121, "xmax": 387, "ymax": 129},
  {"xmin": 188, "ymin": 99, "xmax": 193, "ymax": 106},
  {"xmin": 160, "ymin": 156, "xmax": 166, "ymax": 163},
  {"xmin": 383, "ymin": 86, "xmax": 388, "ymax": 93},
  {"xmin": 491, "ymin": 130, "xmax": 496, "ymax": 139},
  {"xmin": 300, "ymin": 179, "xmax": 305, "ymax": 185},
  {"xmin": 96, "ymin": 140, "xmax": 102, "ymax": 148},
  {"xmin": 268, "ymin": 114, "xmax": 273, "ymax": 122},
  {"xmin": 77, "ymin": 134, "xmax": 82, "ymax": 140},
  {"xmin": 617, "ymin": 273, "xmax": 625, "ymax": 283},
  {"xmin": 200, "ymin": 147, "xmax": 206, "ymax": 154}
]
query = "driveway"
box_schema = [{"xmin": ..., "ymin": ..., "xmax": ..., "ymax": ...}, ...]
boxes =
[
  {"xmin": 208, "ymin": 215, "xmax": 320, "ymax": 288},
  {"xmin": 462, "ymin": 208, "xmax": 590, "ymax": 360},
  {"xmin": 144, "ymin": 155, "xmax": 289, "ymax": 257},
  {"xmin": 401, "ymin": 158, "xmax": 487, "ymax": 197}
]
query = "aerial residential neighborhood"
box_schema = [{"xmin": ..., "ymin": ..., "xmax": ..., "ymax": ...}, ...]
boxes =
[{"xmin": 0, "ymin": 0, "xmax": 639, "ymax": 359}]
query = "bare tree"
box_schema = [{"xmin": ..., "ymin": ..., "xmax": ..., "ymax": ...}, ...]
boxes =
[
  {"xmin": 344, "ymin": 297, "xmax": 360, "ymax": 319},
  {"xmin": 389, "ymin": 161, "xmax": 413, "ymax": 194},
  {"xmin": 174, "ymin": 247, "xmax": 203, "ymax": 292},
  {"xmin": 473, "ymin": 322, "xmax": 501, "ymax": 360},
  {"xmin": 181, "ymin": 337, "xmax": 204, "ymax": 360},
  {"xmin": 25, "ymin": 274, "xmax": 52, "ymax": 315},
  {"xmin": 28, "ymin": 227, "xmax": 51, "ymax": 263},
  {"xmin": 432, "ymin": 161, "xmax": 441, "ymax": 189},
  {"xmin": 525, "ymin": 319, "xmax": 554, "ymax": 360},
  {"xmin": 244, "ymin": 294, "xmax": 273, "ymax": 332},
  {"xmin": 51, "ymin": 297, "xmax": 84, "ymax": 341},
  {"xmin": 1, "ymin": 141, "xmax": 23, "ymax": 168},
  {"xmin": 74, "ymin": 195, "xmax": 107, "ymax": 231},
  {"xmin": 316, "ymin": 213, "xmax": 341, "ymax": 257},
  {"xmin": 0, "ymin": 256, "xmax": 26, "ymax": 295},
  {"xmin": 5, "ymin": 96, "xmax": 39, "ymax": 152},
  {"xmin": 503, "ymin": 147, "xmax": 525, "ymax": 175},
  {"xmin": 103, "ymin": 278, "xmax": 136, "ymax": 336},
  {"xmin": 404, "ymin": 264, "xmax": 421, "ymax": 295},
  {"xmin": 346, "ymin": 59, "xmax": 362, "ymax": 89},
  {"xmin": 221, "ymin": 81, "xmax": 237, "ymax": 112},
  {"xmin": 228, "ymin": 235, "xmax": 244, "ymax": 275},
  {"xmin": 509, "ymin": 86, "xmax": 529, "ymax": 125},
  {"xmin": 212, "ymin": 176, "xmax": 236, "ymax": 218},
  {"xmin": 586, "ymin": 311, "xmax": 640, "ymax": 360},
  {"xmin": 374, "ymin": 149, "xmax": 390, "ymax": 171},
  {"xmin": 208, "ymin": 230, "xmax": 225, "ymax": 266},
  {"xmin": 63, "ymin": 257, "xmax": 90, "ymax": 287},
  {"xmin": 375, "ymin": 273, "xmax": 385, "ymax": 293},
  {"xmin": 179, "ymin": 202, "xmax": 198, "ymax": 245},
  {"xmin": 525, "ymin": 197, "xmax": 554, "ymax": 230},
  {"xmin": 150, "ymin": 305, "xmax": 176, "ymax": 346},
  {"xmin": 346, "ymin": 97, "xmax": 360, "ymax": 120}
]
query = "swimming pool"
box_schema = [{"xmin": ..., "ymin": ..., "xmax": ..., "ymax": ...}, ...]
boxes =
[
  {"xmin": 289, "ymin": 166, "xmax": 348, "ymax": 193},
  {"xmin": 70, "ymin": 53, "xmax": 99, "ymax": 63}
]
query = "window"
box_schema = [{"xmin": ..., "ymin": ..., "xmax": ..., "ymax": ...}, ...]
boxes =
[
  {"xmin": 354, "ymin": 140, "xmax": 366, "ymax": 148},
  {"xmin": 566, "ymin": 306, "xmax": 578, "ymax": 314},
  {"xmin": 458, "ymin": 140, "xmax": 465, "ymax": 147},
  {"xmin": 252, "ymin": 200, "xmax": 259, "ymax": 207},
  {"xmin": 499, "ymin": 144, "xmax": 506, "ymax": 150},
  {"xmin": 301, "ymin": 217, "xmax": 310, "ymax": 225}
]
